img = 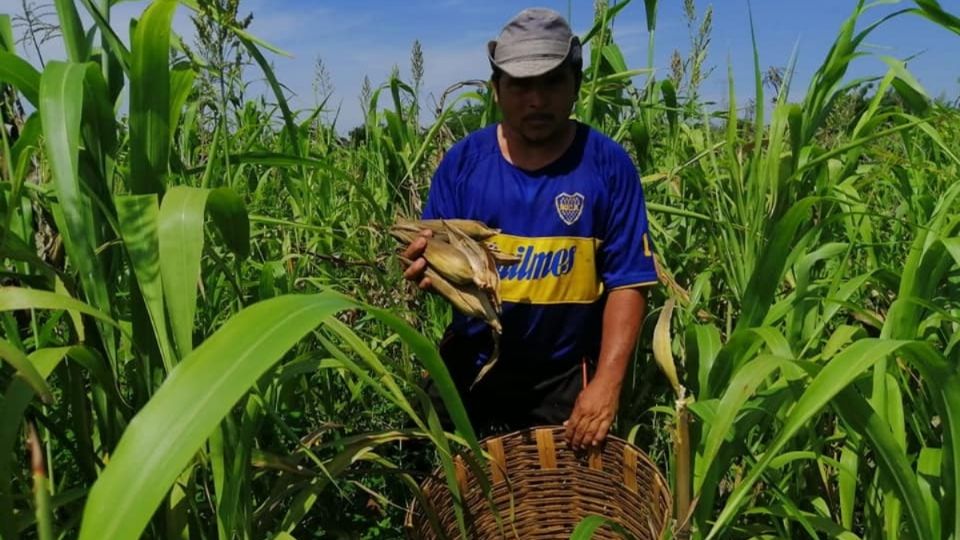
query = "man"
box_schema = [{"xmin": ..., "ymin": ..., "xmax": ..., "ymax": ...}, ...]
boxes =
[{"xmin": 403, "ymin": 8, "xmax": 658, "ymax": 450}]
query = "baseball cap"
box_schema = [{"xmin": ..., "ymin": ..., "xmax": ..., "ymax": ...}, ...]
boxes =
[{"xmin": 487, "ymin": 8, "xmax": 582, "ymax": 79}]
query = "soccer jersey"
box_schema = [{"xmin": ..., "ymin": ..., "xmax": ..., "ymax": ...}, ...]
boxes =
[{"xmin": 422, "ymin": 121, "xmax": 658, "ymax": 373}]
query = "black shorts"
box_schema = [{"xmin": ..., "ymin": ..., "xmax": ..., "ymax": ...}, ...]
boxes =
[{"xmin": 422, "ymin": 331, "xmax": 592, "ymax": 439}]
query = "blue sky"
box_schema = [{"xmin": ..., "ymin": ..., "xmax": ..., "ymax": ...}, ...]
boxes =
[{"xmin": 2, "ymin": 0, "xmax": 958, "ymax": 129}]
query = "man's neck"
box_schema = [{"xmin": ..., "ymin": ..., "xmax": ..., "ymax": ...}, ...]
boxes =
[{"xmin": 497, "ymin": 120, "xmax": 577, "ymax": 172}]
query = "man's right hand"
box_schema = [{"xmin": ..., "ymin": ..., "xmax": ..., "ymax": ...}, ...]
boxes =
[{"xmin": 401, "ymin": 229, "xmax": 433, "ymax": 290}]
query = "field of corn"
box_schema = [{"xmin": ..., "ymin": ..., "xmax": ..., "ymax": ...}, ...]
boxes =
[{"xmin": 2, "ymin": 0, "xmax": 960, "ymax": 538}]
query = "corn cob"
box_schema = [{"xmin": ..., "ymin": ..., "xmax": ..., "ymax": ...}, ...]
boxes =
[
  {"xmin": 423, "ymin": 237, "xmax": 476, "ymax": 286},
  {"xmin": 443, "ymin": 221, "xmax": 497, "ymax": 292},
  {"xmin": 399, "ymin": 256, "xmax": 501, "ymax": 333},
  {"xmin": 396, "ymin": 217, "xmax": 500, "ymax": 240},
  {"xmin": 394, "ymin": 217, "xmax": 516, "ymax": 386},
  {"xmin": 486, "ymin": 243, "xmax": 522, "ymax": 265}
]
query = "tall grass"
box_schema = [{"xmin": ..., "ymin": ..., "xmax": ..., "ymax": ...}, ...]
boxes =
[{"xmin": 1, "ymin": 0, "xmax": 959, "ymax": 538}]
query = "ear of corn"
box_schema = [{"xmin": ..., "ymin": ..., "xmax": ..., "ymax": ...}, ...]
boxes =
[
  {"xmin": 443, "ymin": 221, "xmax": 497, "ymax": 292},
  {"xmin": 393, "ymin": 219, "xmax": 508, "ymax": 385},
  {"xmin": 485, "ymin": 243, "xmax": 522, "ymax": 265},
  {"xmin": 422, "ymin": 237, "xmax": 477, "ymax": 286},
  {"xmin": 402, "ymin": 217, "xmax": 501, "ymax": 240}
]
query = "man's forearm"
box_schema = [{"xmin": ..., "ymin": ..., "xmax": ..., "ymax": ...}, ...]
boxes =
[
  {"xmin": 592, "ymin": 287, "xmax": 647, "ymax": 389},
  {"xmin": 565, "ymin": 287, "xmax": 648, "ymax": 448}
]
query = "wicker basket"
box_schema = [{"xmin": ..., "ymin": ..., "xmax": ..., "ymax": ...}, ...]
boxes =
[{"xmin": 406, "ymin": 426, "xmax": 672, "ymax": 540}]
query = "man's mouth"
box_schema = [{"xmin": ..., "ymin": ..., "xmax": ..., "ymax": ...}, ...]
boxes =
[{"xmin": 524, "ymin": 115, "xmax": 555, "ymax": 126}]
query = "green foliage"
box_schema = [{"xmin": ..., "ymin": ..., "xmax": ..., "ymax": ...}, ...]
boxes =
[{"xmin": 0, "ymin": 0, "xmax": 959, "ymax": 539}]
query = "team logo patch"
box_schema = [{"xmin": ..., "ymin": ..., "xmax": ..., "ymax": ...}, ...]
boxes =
[{"xmin": 554, "ymin": 192, "xmax": 584, "ymax": 225}]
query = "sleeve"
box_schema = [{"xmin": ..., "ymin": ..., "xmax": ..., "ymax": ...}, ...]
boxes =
[
  {"xmin": 598, "ymin": 150, "xmax": 660, "ymax": 290},
  {"xmin": 421, "ymin": 149, "xmax": 459, "ymax": 219}
]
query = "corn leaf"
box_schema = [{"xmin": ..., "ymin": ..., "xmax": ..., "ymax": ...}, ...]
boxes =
[
  {"xmin": 169, "ymin": 62, "xmax": 195, "ymax": 144},
  {"xmin": 158, "ymin": 186, "xmax": 248, "ymax": 358},
  {"xmin": 697, "ymin": 354, "xmax": 793, "ymax": 492},
  {"xmin": 833, "ymin": 388, "xmax": 930, "ymax": 540},
  {"xmin": 0, "ymin": 287, "xmax": 116, "ymax": 326},
  {"xmin": 40, "ymin": 61, "xmax": 113, "ymax": 328},
  {"xmin": 0, "ymin": 14, "xmax": 13, "ymax": 52},
  {"xmin": 76, "ymin": 292, "xmax": 475, "ymax": 540},
  {"xmin": 0, "ymin": 52, "xmax": 41, "ymax": 107},
  {"xmin": 918, "ymin": 447, "xmax": 942, "ymax": 540},
  {"xmin": 0, "ymin": 339, "xmax": 53, "ymax": 404},
  {"xmin": 911, "ymin": 0, "xmax": 960, "ymax": 36},
  {"xmin": 685, "ymin": 324, "xmax": 722, "ymax": 399},
  {"xmin": 53, "ymin": 0, "xmax": 88, "ymax": 62},
  {"xmin": 570, "ymin": 514, "xmax": 637, "ymax": 540},
  {"xmin": 0, "ymin": 347, "xmax": 72, "ymax": 540},
  {"xmin": 117, "ymin": 194, "xmax": 175, "ymax": 371},
  {"xmin": 129, "ymin": 0, "xmax": 176, "ymax": 194},
  {"xmin": 707, "ymin": 339, "xmax": 918, "ymax": 539},
  {"xmin": 77, "ymin": 0, "xmax": 132, "ymax": 74},
  {"xmin": 735, "ymin": 198, "xmax": 820, "ymax": 332}
]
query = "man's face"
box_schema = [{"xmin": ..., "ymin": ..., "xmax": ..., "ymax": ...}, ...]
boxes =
[{"xmin": 494, "ymin": 65, "xmax": 578, "ymax": 145}]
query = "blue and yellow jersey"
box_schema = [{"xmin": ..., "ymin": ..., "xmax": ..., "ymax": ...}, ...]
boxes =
[{"xmin": 423, "ymin": 121, "xmax": 658, "ymax": 370}]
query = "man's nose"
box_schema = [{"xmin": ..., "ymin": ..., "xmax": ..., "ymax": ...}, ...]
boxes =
[{"xmin": 526, "ymin": 86, "xmax": 547, "ymax": 108}]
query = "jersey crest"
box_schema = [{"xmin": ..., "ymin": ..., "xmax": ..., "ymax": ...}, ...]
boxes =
[{"xmin": 555, "ymin": 192, "xmax": 584, "ymax": 225}]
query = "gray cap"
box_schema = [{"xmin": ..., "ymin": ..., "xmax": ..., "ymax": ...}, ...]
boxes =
[{"xmin": 487, "ymin": 8, "xmax": 582, "ymax": 78}]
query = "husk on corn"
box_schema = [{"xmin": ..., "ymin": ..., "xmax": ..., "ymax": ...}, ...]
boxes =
[{"xmin": 392, "ymin": 218, "xmax": 515, "ymax": 387}]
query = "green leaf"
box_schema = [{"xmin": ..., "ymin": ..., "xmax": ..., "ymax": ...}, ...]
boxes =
[
  {"xmin": 0, "ymin": 15, "xmax": 13, "ymax": 52},
  {"xmin": 880, "ymin": 56, "xmax": 929, "ymax": 115},
  {"xmin": 0, "ymin": 287, "xmax": 117, "ymax": 328},
  {"xmin": 661, "ymin": 79, "xmax": 678, "ymax": 132},
  {"xmin": 706, "ymin": 338, "xmax": 915, "ymax": 539},
  {"xmin": 158, "ymin": 186, "xmax": 249, "ymax": 357},
  {"xmin": 736, "ymin": 198, "xmax": 820, "ymax": 332},
  {"xmin": 833, "ymin": 388, "xmax": 932, "ymax": 540},
  {"xmin": 643, "ymin": 0, "xmax": 657, "ymax": 33},
  {"xmin": 40, "ymin": 61, "xmax": 112, "ymax": 325},
  {"xmin": 169, "ymin": 62, "xmax": 195, "ymax": 143},
  {"xmin": 839, "ymin": 442, "xmax": 859, "ymax": 530},
  {"xmin": 570, "ymin": 514, "xmax": 636, "ymax": 540},
  {"xmin": 117, "ymin": 194, "xmax": 175, "ymax": 371},
  {"xmin": 236, "ymin": 35, "xmax": 301, "ymax": 160},
  {"xmin": 0, "ymin": 347, "xmax": 71, "ymax": 540},
  {"xmin": 129, "ymin": 0, "xmax": 177, "ymax": 194},
  {"xmin": 911, "ymin": 0, "xmax": 960, "ymax": 36},
  {"xmin": 158, "ymin": 186, "xmax": 207, "ymax": 357},
  {"xmin": 897, "ymin": 344, "xmax": 960, "ymax": 540},
  {"xmin": 686, "ymin": 324, "xmax": 722, "ymax": 399},
  {"xmin": 697, "ymin": 354, "xmax": 793, "ymax": 491},
  {"xmin": 77, "ymin": 0, "xmax": 132, "ymax": 74},
  {"xmin": 82, "ymin": 62, "xmax": 118, "ymax": 160},
  {"xmin": 77, "ymin": 294, "xmax": 352, "ymax": 540},
  {"xmin": 0, "ymin": 52, "xmax": 41, "ymax": 107},
  {"xmin": 11, "ymin": 112, "xmax": 42, "ymax": 168},
  {"xmin": 207, "ymin": 188, "xmax": 250, "ymax": 260},
  {"xmin": 917, "ymin": 447, "xmax": 942, "ymax": 540},
  {"xmin": 0, "ymin": 339, "xmax": 53, "ymax": 404},
  {"xmin": 53, "ymin": 0, "xmax": 89, "ymax": 61},
  {"xmin": 77, "ymin": 292, "xmax": 477, "ymax": 540}
]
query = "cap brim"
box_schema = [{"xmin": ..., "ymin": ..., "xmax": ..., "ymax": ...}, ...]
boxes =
[
  {"xmin": 494, "ymin": 57, "xmax": 567, "ymax": 78},
  {"xmin": 487, "ymin": 37, "xmax": 573, "ymax": 79}
]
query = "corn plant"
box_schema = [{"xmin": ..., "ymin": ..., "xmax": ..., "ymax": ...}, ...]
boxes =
[
  {"xmin": 610, "ymin": 0, "xmax": 960, "ymax": 538},
  {"xmin": 1, "ymin": 0, "xmax": 959, "ymax": 538},
  {"xmin": 0, "ymin": 1, "xmax": 481, "ymax": 539}
]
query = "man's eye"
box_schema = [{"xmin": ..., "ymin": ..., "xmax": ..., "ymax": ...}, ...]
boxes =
[{"xmin": 544, "ymin": 73, "xmax": 565, "ymax": 85}]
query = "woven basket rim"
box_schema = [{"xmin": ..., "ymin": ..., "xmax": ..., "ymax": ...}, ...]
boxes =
[{"xmin": 406, "ymin": 425, "xmax": 673, "ymax": 540}]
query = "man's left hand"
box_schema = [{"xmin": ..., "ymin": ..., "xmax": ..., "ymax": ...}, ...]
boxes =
[{"xmin": 564, "ymin": 376, "xmax": 620, "ymax": 450}]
